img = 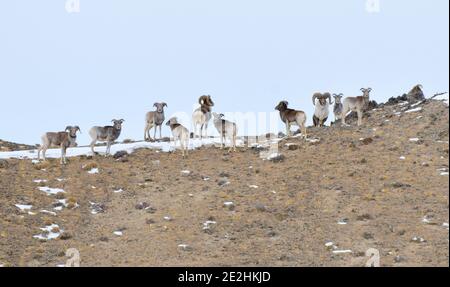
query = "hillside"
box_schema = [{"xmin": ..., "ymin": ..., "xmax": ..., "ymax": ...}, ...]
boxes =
[{"xmin": 0, "ymin": 98, "xmax": 448, "ymax": 267}]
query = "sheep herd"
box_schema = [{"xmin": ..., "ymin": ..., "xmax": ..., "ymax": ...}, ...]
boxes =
[{"xmin": 37, "ymin": 87, "xmax": 376, "ymax": 163}]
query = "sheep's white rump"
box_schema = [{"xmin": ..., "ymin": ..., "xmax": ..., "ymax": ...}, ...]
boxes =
[{"xmin": 0, "ymin": 137, "xmax": 244, "ymax": 160}]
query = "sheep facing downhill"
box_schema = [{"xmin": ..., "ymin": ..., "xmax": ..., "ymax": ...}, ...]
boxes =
[
  {"xmin": 275, "ymin": 101, "xmax": 307, "ymax": 138},
  {"xmin": 212, "ymin": 112, "xmax": 238, "ymax": 152}
]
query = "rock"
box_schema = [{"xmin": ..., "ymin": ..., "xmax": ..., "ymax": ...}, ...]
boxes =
[
  {"xmin": 113, "ymin": 151, "xmax": 128, "ymax": 159},
  {"xmin": 363, "ymin": 232, "xmax": 374, "ymax": 240},
  {"xmin": 59, "ymin": 232, "xmax": 73, "ymax": 240},
  {"xmin": 360, "ymin": 137, "xmax": 373, "ymax": 145},
  {"xmin": 356, "ymin": 214, "xmax": 373, "ymax": 221},
  {"xmin": 178, "ymin": 244, "xmax": 193, "ymax": 251},
  {"xmin": 255, "ymin": 203, "xmax": 267, "ymax": 212},
  {"xmin": 145, "ymin": 218, "xmax": 155, "ymax": 224},
  {"xmin": 286, "ymin": 143, "xmax": 300, "ymax": 151},
  {"xmin": 266, "ymin": 230, "xmax": 277, "ymax": 237},
  {"xmin": 391, "ymin": 182, "xmax": 411, "ymax": 188},
  {"xmin": 135, "ymin": 202, "xmax": 150, "ymax": 210},
  {"xmin": 99, "ymin": 236, "xmax": 109, "ymax": 242},
  {"xmin": 223, "ymin": 202, "xmax": 235, "ymax": 211},
  {"xmin": 394, "ymin": 255, "xmax": 406, "ymax": 263},
  {"xmin": 218, "ymin": 178, "xmax": 230, "ymax": 187},
  {"xmin": 268, "ymin": 154, "xmax": 285, "ymax": 163},
  {"xmin": 0, "ymin": 159, "xmax": 9, "ymax": 169}
]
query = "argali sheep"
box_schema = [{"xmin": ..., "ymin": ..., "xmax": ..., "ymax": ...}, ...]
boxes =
[
  {"xmin": 212, "ymin": 112, "xmax": 238, "ymax": 152},
  {"xmin": 166, "ymin": 117, "xmax": 190, "ymax": 157},
  {"xmin": 89, "ymin": 119, "xmax": 124, "ymax": 155},
  {"xmin": 332, "ymin": 93, "xmax": 344, "ymax": 123},
  {"xmin": 312, "ymin": 92, "xmax": 332, "ymax": 127},
  {"xmin": 144, "ymin": 102, "xmax": 167, "ymax": 142},
  {"xmin": 275, "ymin": 101, "xmax": 307, "ymax": 138},
  {"xmin": 341, "ymin": 88, "xmax": 372, "ymax": 126},
  {"xmin": 37, "ymin": 126, "xmax": 81, "ymax": 164},
  {"xmin": 406, "ymin": 84, "xmax": 425, "ymax": 102},
  {"xmin": 192, "ymin": 95, "xmax": 214, "ymax": 139}
]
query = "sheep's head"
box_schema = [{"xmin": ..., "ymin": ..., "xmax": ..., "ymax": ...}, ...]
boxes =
[
  {"xmin": 199, "ymin": 95, "xmax": 214, "ymax": 107},
  {"xmin": 111, "ymin": 119, "xmax": 124, "ymax": 130},
  {"xmin": 65, "ymin": 126, "xmax": 81, "ymax": 137},
  {"xmin": 212, "ymin": 112, "xmax": 225, "ymax": 120},
  {"xmin": 153, "ymin": 102, "xmax": 167, "ymax": 113},
  {"xmin": 165, "ymin": 117, "xmax": 178, "ymax": 126},
  {"xmin": 409, "ymin": 84, "xmax": 423, "ymax": 95},
  {"xmin": 275, "ymin": 101, "xmax": 289, "ymax": 111},
  {"xmin": 360, "ymin": 88, "xmax": 372, "ymax": 98},
  {"xmin": 313, "ymin": 93, "xmax": 332, "ymax": 106},
  {"xmin": 332, "ymin": 93, "xmax": 343, "ymax": 104}
]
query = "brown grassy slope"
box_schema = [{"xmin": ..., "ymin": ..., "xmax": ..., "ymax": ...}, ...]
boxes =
[{"xmin": 0, "ymin": 100, "xmax": 448, "ymax": 267}]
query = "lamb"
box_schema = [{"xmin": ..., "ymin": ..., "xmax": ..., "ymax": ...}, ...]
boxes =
[
  {"xmin": 37, "ymin": 126, "xmax": 81, "ymax": 164},
  {"xmin": 275, "ymin": 101, "xmax": 307, "ymax": 138},
  {"xmin": 341, "ymin": 88, "xmax": 372, "ymax": 126},
  {"xmin": 212, "ymin": 112, "xmax": 238, "ymax": 152},
  {"xmin": 332, "ymin": 93, "xmax": 344, "ymax": 123},
  {"xmin": 166, "ymin": 117, "xmax": 190, "ymax": 158},
  {"xmin": 144, "ymin": 102, "xmax": 167, "ymax": 142},
  {"xmin": 89, "ymin": 119, "xmax": 124, "ymax": 155},
  {"xmin": 312, "ymin": 92, "xmax": 332, "ymax": 127},
  {"xmin": 192, "ymin": 95, "xmax": 214, "ymax": 139}
]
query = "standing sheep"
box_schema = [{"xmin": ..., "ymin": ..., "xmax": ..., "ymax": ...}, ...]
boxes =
[
  {"xmin": 144, "ymin": 102, "xmax": 167, "ymax": 142},
  {"xmin": 89, "ymin": 119, "xmax": 124, "ymax": 155},
  {"xmin": 212, "ymin": 112, "xmax": 238, "ymax": 152},
  {"xmin": 192, "ymin": 95, "xmax": 214, "ymax": 139},
  {"xmin": 37, "ymin": 126, "xmax": 81, "ymax": 164}
]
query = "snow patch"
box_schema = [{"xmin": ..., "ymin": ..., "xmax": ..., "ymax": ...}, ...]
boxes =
[{"xmin": 38, "ymin": 186, "xmax": 65, "ymax": 195}]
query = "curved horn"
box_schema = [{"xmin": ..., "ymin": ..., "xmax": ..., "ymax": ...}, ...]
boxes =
[
  {"xmin": 65, "ymin": 126, "xmax": 72, "ymax": 132},
  {"xmin": 75, "ymin": 126, "xmax": 81, "ymax": 133},
  {"xmin": 312, "ymin": 93, "xmax": 320, "ymax": 105},
  {"xmin": 360, "ymin": 88, "xmax": 366, "ymax": 92},
  {"xmin": 153, "ymin": 103, "xmax": 158, "ymax": 107},
  {"xmin": 323, "ymin": 92, "xmax": 332, "ymax": 104},
  {"xmin": 162, "ymin": 102, "xmax": 167, "ymax": 107}
]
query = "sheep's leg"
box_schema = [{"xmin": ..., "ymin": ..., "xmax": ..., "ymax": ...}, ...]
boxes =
[
  {"xmin": 37, "ymin": 146, "xmax": 42, "ymax": 160},
  {"xmin": 61, "ymin": 145, "xmax": 67, "ymax": 165},
  {"xmin": 200, "ymin": 124, "xmax": 204, "ymax": 140},
  {"xmin": 357, "ymin": 110, "xmax": 363, "ymax": 126},
  {"xmin": 341, "ymin": 108, "xmax": 348, "ymax": 126},
  {"xmin": 144, "ymin": 123, "xmax": 152, "ymax": 141},
  {"xmin": 106, "ymin": 142, "xmax": 111, "ymax": 155},
  {"xmin": 42, "ymin": 146, "xmax": 47, "ymax": 161},
  {"xmin": 301, "ymin": 123, "xmax": 307, "ymax": 140},
  {"xmin": 204, "ymin": 123, "xmax": 208, "ymax": 138},
  {"xmin": 90, "ymin": 140, "xmax": 97, "ymax": 154},
  {"xmin": 286, "ymin": 122, "xmax": 291, "ymax": 137},
  {"xmin": 159, "ymin": 125, "xmax": 162, "ymax": 140},
  {"xmin": 220, "ymin": 134, "xmax": 224, "ymax": 149}
]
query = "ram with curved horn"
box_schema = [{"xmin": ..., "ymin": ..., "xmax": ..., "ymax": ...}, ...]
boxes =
[{"xmin": 312, "ymin": 92, "xmax": 332, "ymax": 127}]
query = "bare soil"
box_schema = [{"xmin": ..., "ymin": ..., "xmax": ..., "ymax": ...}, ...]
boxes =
[{"xmin": 0, "ymin": 100, "xmax": 448, "ymax": 267}]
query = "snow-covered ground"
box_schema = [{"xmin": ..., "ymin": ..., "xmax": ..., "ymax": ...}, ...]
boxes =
[
  {"xmin": 0, "ymin": 138, "xmax": 245, "ymax": 160},
  {"xmin": 434, "ymin": 93, "xmax": 449, "ymax": 106}
]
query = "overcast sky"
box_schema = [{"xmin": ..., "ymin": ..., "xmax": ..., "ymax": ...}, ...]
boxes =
[{"xmin": 0, "ymin": 0, "xmax": 448, "ymax": 144}]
